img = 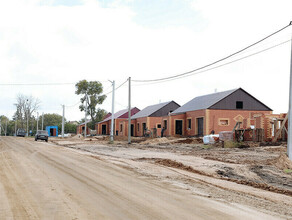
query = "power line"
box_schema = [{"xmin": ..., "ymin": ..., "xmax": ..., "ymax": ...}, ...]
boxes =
[
  {"xmin": 132, "ymin": 39, "xmax": 292, "ymax": 86},
  {"xmin": 104, "ymin": 79, "xmax": 128, "ymax": 95},
  {"xmin": 65, "ymin": 101, "xmax": 81, "ymax": 108},
  {"xmin": 0, "ymin": 80, "xmax": 110, "ymax": 86},
  {"xmin": 132, "ymin": 22, "xmax": 292, "ymax": 83},
  {"xmin": 0, "ymin": 82, "xmax": 75, "ymax": 86}
]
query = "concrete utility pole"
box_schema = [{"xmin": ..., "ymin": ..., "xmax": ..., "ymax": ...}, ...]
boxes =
[
  {"xmin": 36, "ymin": 112, "xmax": 39, "ymax": 134},
  {"xmin": 5, "ymin": 119, "xmax": 7, "ymax": 136},
  {"xmin": 110, "ymin": 80, "xmax": 115, "ymax": 142},
  {"xmin": 288, "ymin": 21, "xmax": 292, "ymax": 160},
  {"xmin": 0, "ymin": 118, "xmax": 1, "ymax": 137},
  {"xmin": 15, "ymin": 119, "xmax": 17, "ymax": 136},
  {"xmin": 84, "ymin": 94, "xmax": 87, "ymax": 137},
  {"xmin": 26, "ymin": 99, "xmax": 29, "ymax": 137},
  {"xmin": 42, "ymin": 112, "xmax": 44, "ymax": 130},
  {"xmin": 128, "ymin": 77, "xmax": 131, "ymax": 144},
  {"xmin": 62, "ymin": 105, "xmax": 65, "ymax": 138}
]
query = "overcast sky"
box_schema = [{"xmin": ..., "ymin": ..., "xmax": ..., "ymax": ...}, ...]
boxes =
[{"xmin": 0, "ymin": 0, "xmax": 291, "ymax": 121}]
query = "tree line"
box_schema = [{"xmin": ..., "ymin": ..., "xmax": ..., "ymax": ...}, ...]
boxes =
[{"xmin": 1, "ymin": 79, "xmax": 108, "ymax": 136}]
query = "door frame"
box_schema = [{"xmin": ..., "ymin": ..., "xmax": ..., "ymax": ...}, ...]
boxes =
[{"xmin": 175, "ymin": 119, "xmax": 183, "ymax": 135}]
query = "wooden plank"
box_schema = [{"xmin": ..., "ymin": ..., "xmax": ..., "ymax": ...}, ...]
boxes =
[{"xmin": 272, "ymin": 114, "xmax": 288, "ymax": 142}]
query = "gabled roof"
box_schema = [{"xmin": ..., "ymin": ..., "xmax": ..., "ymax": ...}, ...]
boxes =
[
  {"xmin": 99, "ymin": 107, "xmax": 139, "ymax": 123},
  {"xmin": 172, "ymin": 89, "xmax": 237, "ymax": 114},
  {"xmin": 132, "ymin": 101, "xmax": 172, "ymax": 119},
  {"xmin": 78, "ymin": 119, "xmax": 92, "ymax": 126}
]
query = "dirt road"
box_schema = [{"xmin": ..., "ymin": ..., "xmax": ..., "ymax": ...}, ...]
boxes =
[{"xmin": 0, "ymin": 137, "xmax": 284, "ymax": 219}]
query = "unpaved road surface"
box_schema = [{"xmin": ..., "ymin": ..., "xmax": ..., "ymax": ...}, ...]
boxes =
[{"xmin": 0, "ymin": 137, "xmax": 287, "ymax": 219}]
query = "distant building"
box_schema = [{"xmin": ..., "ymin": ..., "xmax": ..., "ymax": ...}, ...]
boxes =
[
  {"xmin": 76, "ymin": 120, "xmax": 91, "ymax": 136},
  {"xmin": 97, "ymin": 108, "xmax": 140, "ymax": 136},
  {"xmin": 131, "ymin": 101, "xmax": 180, "ymax": 137},
  {"xmin": 46, "ymin": 126, "xmax": 58, "ymax": 137}
]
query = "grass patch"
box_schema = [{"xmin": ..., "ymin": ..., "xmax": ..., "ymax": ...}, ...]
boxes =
[
  {"xmin": 201, "ymin": 145, "xmax": 212, "ymax": 149},
  {"xmin": 224, "ymin": 141, "xmax": 241, "ymax": 148},
  {"xmin": 284, "ymin": 169, "xmax": 292, "ymax": 174}
]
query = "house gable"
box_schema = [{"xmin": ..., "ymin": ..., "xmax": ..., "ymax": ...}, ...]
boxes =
[
  {"xmin": 209, "ymin": 88, "xmax": 272, "ymax": 111},
  {"xmin": 150, "ymin": 101, "xmax": 180, "ymax": 117}
]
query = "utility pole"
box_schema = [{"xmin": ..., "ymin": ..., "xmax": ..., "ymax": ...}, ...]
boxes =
[
  {"xmin": 15, "ymin": 118, "xmax": 17, "ymax": 136},
  {"xmin": 5, "ymin": 119, "xmax": 7, "ymax": 136},
  {"xmin": 62, "ymin": 105, "xmax": 65, "ymax": 138},
  {"xmin": 84, "ymin": 93, "xmax": 87, "ymax": 138},
  {"xmin": 36, "ymin": 112, "xmax": 39, "ymax": 134},
  {"xmin": 128, "ymin": 77, "xmax": 131, "ymax": 144},
  {"xmin": 26, "ymin": 99, "xmax": 29, "ymax": 137},
  {"xmin": 110, "ymin": 80, "xmax": 115, "ymax": 142},
  {"xmin": 0, "ymin": 117, "xmax": 1, "ymax": 137},
  {"xmin": 42, "ymin": 112, "xmax": 44, "ymax": 130},
  {"xmin": 288, "ymin": 21, "xmax": 292, "ymax": 160}
]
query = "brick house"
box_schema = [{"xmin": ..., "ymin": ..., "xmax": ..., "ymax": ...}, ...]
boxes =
[
  {"xmin": 76, "ymin": 120, "xmax": 91, "ymax": 135},
  {"xmin": 97, "ymin": 108, "xmax": 140, "ymax": 135},
  {"xmin": 169, "ymin": 88, "xmax": 273, "ymax": 137},
  {"xmin": 95, "ymin": 112, "xmax": 112, "ymax": 132},
  {"xmin": 131, "ymin": 101, "xmax": 180, "ymax": 137}
]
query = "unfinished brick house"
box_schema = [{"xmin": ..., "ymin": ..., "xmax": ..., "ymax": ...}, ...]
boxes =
[
  {"xmin": 76, "ymin": 120, "xmax": 91, "ymax": 135},
  {"xmin": 131, "ymin": 101, "xmax": 180, "ymax": 137},
  {"xmin": 97, "ymin": 108, "xmax": 140, "ymax": 135},
  {"xmin": 168, "ymin": 88, "xmax": 273, "ymax": 137}
]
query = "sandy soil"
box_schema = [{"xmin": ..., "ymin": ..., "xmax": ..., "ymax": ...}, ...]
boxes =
[
  {"xmin": 0, "ymin": 136, "xmax": 291, "ymax": 219},
  {"xmin": 51, "ymin": 135, "xmax": 292, "ymax": 218}
]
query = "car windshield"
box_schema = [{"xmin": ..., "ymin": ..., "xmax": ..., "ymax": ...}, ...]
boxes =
[{"xmin": 38, "ymin": 130, "xmax": 48, "ymax": 135}]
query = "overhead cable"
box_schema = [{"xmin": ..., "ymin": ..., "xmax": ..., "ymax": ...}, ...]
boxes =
[
  {"xmin": 0, "ymin": 82, "xmax": 75, "ymax": 86},
  {"xmin": 132, "ymin": 39, "xmax": 292, "ymax": 86},
  {"xmin": 104, "ymin": 79, "xmax": 128, "ymax": 96},
  {"xmin": 132, "ymin": 22, "xmax": 292, "ymax": 83}
]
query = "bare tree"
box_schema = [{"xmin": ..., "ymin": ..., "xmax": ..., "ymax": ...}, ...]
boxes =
[{"xmin": 14, "ymin": 94, "xmax": 41, "ymax": 130}]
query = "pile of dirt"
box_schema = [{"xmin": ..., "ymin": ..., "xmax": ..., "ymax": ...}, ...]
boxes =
[
  {"xmin": 72, "ymin": 134, "xmax": 84, "ymax": 139},
  {"xmin": 153, "ymin": 158, "xmax": 207, "ymax": 176},
  {"xmin": 174, "ymin": 138, "xmax": 203, "ymax": 144},
  {"xmin": 152, "ymin": 158, "xmax": 292, "ymax": 196},
  {"xmin": 267, "ymin": 153, "xmax": 292, "ymax": 170},
  {"xmin": 93, "ymin": 136, "xmax": 108, "ymax": 141},
  {"xmin": 139, "ymin": 137, "xmax": 172, "ymax": 145}
]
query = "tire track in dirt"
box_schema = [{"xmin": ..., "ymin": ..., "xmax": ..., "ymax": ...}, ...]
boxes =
[
  {"xmin": 0, "ymin": 145, "xmax": 40, "ymax": 219},
  {"xmin": 0, "ymin": 137, "xmax": 284, "ymax": 219},
  {"xmin": 137, "ymin": 157, "xmax": 292, "ymax": 197}
]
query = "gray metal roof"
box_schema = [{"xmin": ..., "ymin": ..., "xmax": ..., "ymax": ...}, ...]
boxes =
[
  {"xmin": 172, "ymin": 88, "xmax": 238, "ymax": 114},
  {"xmin": 100, "ymin": 108, "xmax": 129, "ymax": 123},
  {"xmin": 132, "ymin": 101, "xmax": 171, "ymax": 119}
]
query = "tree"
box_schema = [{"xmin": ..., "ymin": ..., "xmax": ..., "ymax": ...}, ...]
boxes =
[
  {"xmin": 65, "ymin": 123, "xmax": 77, "ymax": 133},
  {"xmin": 14, "ymin": 94, "xmax": 41, "ymax": 130},
  {"xmin": 75, "ymin": 80, "xmax": 107, "ymax": 129}
]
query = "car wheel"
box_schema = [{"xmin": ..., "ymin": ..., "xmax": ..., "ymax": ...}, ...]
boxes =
[
  {"xmin": 35, "ymin": 138, "xmax": 37, "ymax": 141},
  {"xmin": 45, "ymin": 139, "xmax": 48, "ymax": 142}
]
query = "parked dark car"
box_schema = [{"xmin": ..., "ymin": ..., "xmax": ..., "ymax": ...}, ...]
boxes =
[
  {"xmin": 35, "ymin": 130, "xmax": 49, "ymax": 142},
  {"xmin": 16, "ymin": 128, "xmax": 26, "ymax": 137}
]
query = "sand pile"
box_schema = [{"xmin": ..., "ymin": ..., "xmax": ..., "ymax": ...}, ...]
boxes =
[
  {"xmin": 72, "ymin": 134, "xmax": 83, "ymax": 139},
  {"xmin": 174, "ymin": 138, "xmax": 203, "ymax": 144},
  {"xmin": 268, "ymin": 153, "xmax": 292, "ymax": 170},
  {"xmin": 140, "ymin": 137, "xmax": 171, "ymax": 145}
]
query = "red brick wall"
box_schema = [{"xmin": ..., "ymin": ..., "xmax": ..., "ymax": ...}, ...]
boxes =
[
  {"xmin": 135, "ymin": 117, "xmax": 147, "ymax": 137},
  {"xmin": 148, "ymin": 117, "xmax": 163, "ymax": 137},
  {"xmin": 185, "ymin": 110, "xmax": 206, "ymax": 136},
  {"xmin": 161, "ymin": 116, "xmax": 169, "ymax": 137},
  {"xmin": 207, "ymin": 109, "xmax": 272, "ymax": 135},
  {"xmin": 168, "ymin": 113, "xmax": 186, "ymax": 136},
  {"xmin": 76, "ymin": 124, "xmax": 90, "ymax": 135},
  {"xmin": 98, "ymin": 121, "xmax": 109, "ymax": 135}
]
